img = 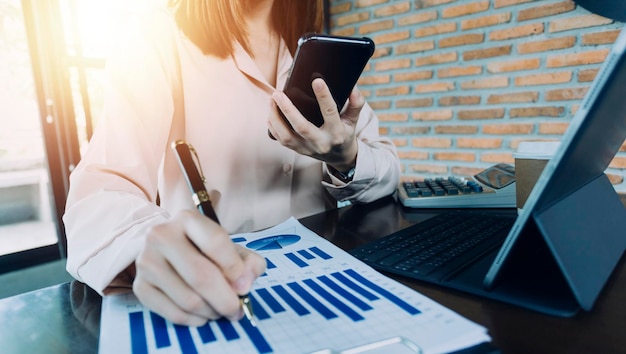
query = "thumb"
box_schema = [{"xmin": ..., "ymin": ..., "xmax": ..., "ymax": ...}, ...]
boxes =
[{"xmin": 341, "ymin": 86, "xmax": 365, "ymax": 126}]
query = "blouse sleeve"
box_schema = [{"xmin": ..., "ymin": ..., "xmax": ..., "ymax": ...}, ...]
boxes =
[
  {"xmin": 322, "ymin": 102, "xmax": 401, "ymax": 203},
  {"xmin": 63, "ymin": 11, "xmax": 179, "ymax": 294}
]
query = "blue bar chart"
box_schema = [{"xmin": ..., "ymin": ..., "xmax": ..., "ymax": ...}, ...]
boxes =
[{"xmin": 99, "ymin": 217, "xmax": 490, "ymax": 354}]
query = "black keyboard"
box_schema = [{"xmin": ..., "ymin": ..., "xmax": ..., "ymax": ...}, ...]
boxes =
[{"xmin": 350, "ymin": 211, "xmax": 515, "ymax": 281}]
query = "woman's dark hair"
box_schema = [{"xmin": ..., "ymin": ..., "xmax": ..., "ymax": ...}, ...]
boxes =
[{"xmin": 167, "ymin": 0, "xmax": 324, "ymax": 58}]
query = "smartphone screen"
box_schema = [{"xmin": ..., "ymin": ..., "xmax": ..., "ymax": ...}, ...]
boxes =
[{"xmin": 281, "ymin": 33, "xmax": 375, "ymax": 128}]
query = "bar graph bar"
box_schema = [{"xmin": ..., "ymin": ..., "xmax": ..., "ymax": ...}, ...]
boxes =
[
  {"xmin": 287, "ymin": 281, "xmax": 338, "ymax": 320},
  {"xmin": 197, "ymin": 322, "xmax": 216, "ymax": 343},
  {"xmin": 129, "ymin": 312, "xmax": 148, "ymax": 354},
  {"xmin": 297, "ymin": 249, "xmax": 315, "ymax": 260},
  {"xmin": 255, "ymin": 288, "xmax": 286, "ymax": 314},
  {"xmin": 149, "ymin": 312, "xmax": 170, "ymax": 348},
  {"xmin": 303, "ymin": 279, "xmax": 364, "ymax": 321},
  {"xmin": 345, "ymin": 269, "xmax": 421, "ymax": 315},
  {"xmin": 317, "ymin": 275, "xmax": 373, "ymax": 312},
  {"xmin": 284, "ymin": 252, "xmax": 308, "ymax": 267},
  {"xmin": 309, "ymin": 246, "xmax": 332, "ymax": 259},
  {"xmin": 216, "ymin": 318, "xmax": 239, "ymax": 341},
  {"xmin": 173, "ymin": 325, "xmax": 197, "ymax": 354},
  {"xmin": 271, "ymin": 284, "xmax": 311, "ymax": 316}
]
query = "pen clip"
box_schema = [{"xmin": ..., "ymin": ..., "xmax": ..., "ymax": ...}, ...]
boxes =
[{"xmin": 182, "ymin": 141, "xmax": 206, "ymax": 184}]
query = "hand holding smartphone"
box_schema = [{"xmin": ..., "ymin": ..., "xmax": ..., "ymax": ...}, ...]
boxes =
[{"xmin": 270, "ymin": 33, "xmax": 375, "ymax": 138}]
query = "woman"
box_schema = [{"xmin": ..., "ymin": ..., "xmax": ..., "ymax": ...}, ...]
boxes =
[{"xmin": 63, "ymin": 0, "xmax": 400, "ymax": 326}]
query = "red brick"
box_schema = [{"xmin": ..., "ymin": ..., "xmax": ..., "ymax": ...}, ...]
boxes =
[
  {"xmin": 451, "ymin": 166, "xmax": 484, "ymax": 176},
  {"xmin": 518, "ymin": 1, "xmax": 575, "ymax": 21},
  {"xmin": 360, "ymin": 20, "xmax": 394, "ymax": 34},
  {"xmin": 461, "ymin": 77, "xmax": 509, "ymax": 90},
  {"xmin": 396, "ymin": 40, "xmax": 435, "ymax": 54},
  {"xmin": 412, "ymin": 109, "xmax": 454, "ymax": 121},
  {"xmin": 609, "ymin": 157, "xmax": 626, "ymax": 169},
  {"xmin": 481, "ymin": 153, "xmax": 514, "ymax": 164},
  {"xmin": 396, "ymin": 97, "xmax": 434, "ymax": 108},
  {"xmin": 539, "ymin": 122, "xmax": 569, "ymax": 134},
  {"xmin": 371, "ymin": 46, "xmax": 392, "ymax": 59},
  {"xmin": 330, "ymin": 3, "xmax": 352, "ymax": 15},
  {"xmin": 514, "ymin": 71, "xmax": 572, "ymax": 86},
  {"xmin": 457, "ymin": 138, "xmax": 503, "ymax": 149},
  {"xmin": 549, "ymin": 14, "xmax": 614, "ymax": 33},
  {"xmin": 509, "ymin": 106, "xmax": 565, "ymax": 118},
  {"xmin": 459, "ymin": 108, "xmax": 506, "ymax": 120},
  {"xmin": 414, "ymin": 0, "xmax": 455, "ymax": 8},
  {"xmin": 463, "ymin": 45, "xmax": 512, "ymax": 61},
  {"xmin": 488, "ymin": 91, "xmax": 539, "ymax": 104},
  {"xmin": 374, "ymin": 2, "xmax": 411, "ymax": 17},
  {"xmin": 487, "ymin": 58, "xmax": 541, "ymax": 73},
  {"xmin": 394, "ymin": 70, "xmax": 434, "ymax": 82},
  {"xmin": 375, "ymin": 58, "xmax": 412, "ymax": 71},
  {"xmin": 358, "ymin": 75, "xmax": 391, "ymax": 85},
  {"xmin": 517, "ymin": 36, "xmax": 576, "ymax": 54},
  {"xmin": 336, "ymin": 11, "xmax": 371, "ymax": 27},
  {"xmin": 376, "ymin": 85, "xmax": 411, "ymax": 96},
  {"xmin": 461, "ymin": 13, "xmax": 512, "ymax": 30},
  {"xmin": 578, "ymin": 68, "xmax": 599, "ymax": 82},
  {"xmin": 439, "ymin": 95, "xmax": 482, "ymax": 106},
  {"xmin": 391, "ymin": 126, "xmax": 430, "ymax": 135},
  {"xmin": 331, "ymin": 27, "xmax": 357, "ymax": 37},
  {"xmin": 398, "ymin": 11, "xmax": 438, "ymax": 26},
  {"xmin": 356, "ymin": 0, "xmax": 389, "ymax": 8},
  {"xmin": 442, "ymin": 0, "xmax": 490, "ymax": 18},
  {"xmin": 368, "ymin": 100, "xmax": 391, "ymax": 110},
  {"xmin": 415, "ymin": 51, "xmax": 458, "ymax": 66},
  {"xmin": 494, "ymin": 0, "xmax": 534, "ymax": 8},
  {"xmin": 378, "ymin": 112, "xmax": 409, "ymax": 122},
  {"xmin": 411, "ymin": 137, "xmax": 452, "ymax": 148},
  {"xmin": 489, "ymin": 23, "xmax": 544, "ymax": 41},
  {"xmin": 438, "ymin": 66, "xmax": 482, "ymax": 78},
  {"xmin": 546, "ymin": 49, "xmax": 609, "ymax": 68},
  {"xmin": 415, "ymin": 82, "xmax": 455, "ymax": 93},
  {"xmin": 582, "ymin": 30, "xmax": 621, "ymax": 45},
  {"xmin": 439, "ymin": 33, "xmax": 485, "ymax": 48},
  {"xmin": 483, "ymin": 123, "xmax": 534, "ymax": 134},
  {"xmin": 414, "ymin": 22, "xmax": 457, "ymax": 38},
  {"xmin": 373, "ymin": 30, "xmax": 411, "ymax": 45},
  {"xmin": 434, "ymin": 125, "xmax": 479, "ymax": 134},
  {"xmin": 434, "ymin": 152, "xmax": 476, "ymax": 162},
  {"xmin": 545, "ymin": 87, "xmax": 588, "ymax": 101}
]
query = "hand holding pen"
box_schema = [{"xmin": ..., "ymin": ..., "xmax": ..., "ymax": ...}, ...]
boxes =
[{"xmin": 171, "ymin": 140, "xmax": 260, "ymax": 326}]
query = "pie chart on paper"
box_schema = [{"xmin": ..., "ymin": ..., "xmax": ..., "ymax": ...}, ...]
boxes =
[{"xmin": 246, "ymin": 234, "xmax": 301, "ymax": 250}]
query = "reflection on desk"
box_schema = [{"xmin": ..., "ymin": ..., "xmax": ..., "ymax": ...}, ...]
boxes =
[{"xmin": 1, "ymin": 196, "xmax": 625, "ymax": 354}]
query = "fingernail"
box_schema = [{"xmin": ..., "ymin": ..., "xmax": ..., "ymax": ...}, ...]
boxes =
[
  {"xmin": 312, "ymin": 79, "xmax": 324, "ymax": 91},
  {"xmin": 235, "ymin": 273, "xmax": 253, "ymax": 293}
]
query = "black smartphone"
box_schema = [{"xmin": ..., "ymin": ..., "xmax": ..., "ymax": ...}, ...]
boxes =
[{"xmin": 272, "ymin": 33, "xmax": 375, "ymax": 136}]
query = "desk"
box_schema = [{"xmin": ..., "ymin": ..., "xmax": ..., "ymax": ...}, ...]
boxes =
[{"xmin": 1, "ymin": 196, "xmax": 624, "ymax": 354}]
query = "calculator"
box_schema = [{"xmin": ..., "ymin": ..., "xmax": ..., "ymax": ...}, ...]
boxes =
[{"xmin": 398, "ymin": 163, "xmax": 516, "ymax": 208}]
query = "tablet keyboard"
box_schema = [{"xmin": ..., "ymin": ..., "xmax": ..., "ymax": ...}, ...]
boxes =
[{"xmin": 350, "ymin": 211, "xmax": 515, "ymax": 280}]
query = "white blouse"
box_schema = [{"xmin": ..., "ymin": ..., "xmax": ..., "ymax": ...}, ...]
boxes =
[{"xmin": 63, "ymin": 9, "xmax": 400, "ymax": 294}]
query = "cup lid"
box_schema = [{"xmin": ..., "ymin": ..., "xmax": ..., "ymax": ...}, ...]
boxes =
[{"xmin": 513, "ymin": 141, "xmax": 561, "ymax": 159}]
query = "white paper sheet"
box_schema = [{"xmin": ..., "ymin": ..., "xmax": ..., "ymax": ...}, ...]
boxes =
[{"xmin": 99, "ymin": 217, "xmax": 490, "ymax": 354}]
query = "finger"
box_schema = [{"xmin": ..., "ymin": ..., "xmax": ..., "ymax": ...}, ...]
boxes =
[
  {"xmin": 137, "ymin": 225, "xmax": 224, "ymax": 319},
  {"xmin": 158, "ymin": 238, "xmax": 243, "ymax": 319},
  {"xmin": 235, "ymin": 245, "xmax": 267, "ymax": 280},
  {"xmin": 272, "ymin": 90, "xmax": 317, "ymax": 141},
  {"xmin": 179, "ymin": 210, "xmax": 247, "ymax": 284},
  {"xmin": 312, "ymin": 78, "xmax": 340, "ymax": 123},
  {"xmin": 342, "ymin": 86, "xmax": 365, "ymax": 125},
  {"xmin": 133, "ymin": 277, "xmax": 211, "ymax": 327}
]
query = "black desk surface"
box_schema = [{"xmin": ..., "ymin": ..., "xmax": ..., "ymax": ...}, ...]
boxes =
[{"xmin": 1, "ymin": 196, "xmax": 625, "ymax": 354}]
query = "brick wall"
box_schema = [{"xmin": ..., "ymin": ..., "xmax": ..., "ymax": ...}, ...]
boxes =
[{"xmin": 330, "ymin": 0, "xmax": 626, "ymax": 192}]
